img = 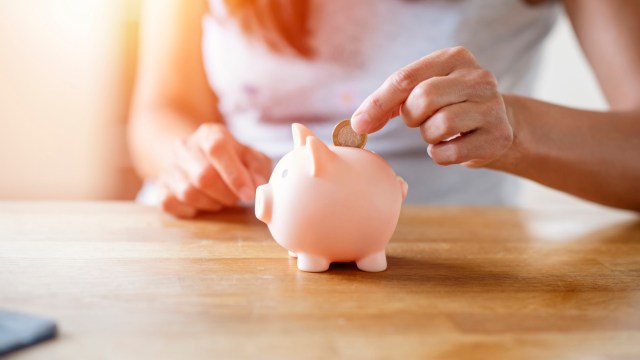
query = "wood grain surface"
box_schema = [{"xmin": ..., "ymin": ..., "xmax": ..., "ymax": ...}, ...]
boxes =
[{"xmin": 0, "ymin": 202, "xmax": 639, "ymax": 359}]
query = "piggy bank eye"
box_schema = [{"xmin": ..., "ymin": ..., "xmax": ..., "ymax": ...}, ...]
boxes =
[{"xmin": 281, "ymin": 168, "xmax": 289, "ymax": 178}]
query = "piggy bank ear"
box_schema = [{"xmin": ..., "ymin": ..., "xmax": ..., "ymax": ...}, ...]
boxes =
[
  {"xmin": 292, "ymin": 123, "xmax": 315, "ymax": 148},
  {"xmin": 306, "ymin": 136, "xmax": 335, "ymax": 177}
]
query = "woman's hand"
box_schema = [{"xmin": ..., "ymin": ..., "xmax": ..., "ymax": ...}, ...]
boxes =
[
  {"xmin": 351, "ymin": 46, "xmax": 513, "ymax": 168},
  {"xmin": 159, "ymin": 123, "xmax": 272, "ymax": 218}
]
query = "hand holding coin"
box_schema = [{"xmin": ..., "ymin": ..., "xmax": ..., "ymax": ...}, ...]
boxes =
[{"xmin": 332, "ymin": 119, "xmax": 368, "ymax": 148}]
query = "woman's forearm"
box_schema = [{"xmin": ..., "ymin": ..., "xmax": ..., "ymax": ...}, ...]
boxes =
[
  {"xmin": 129, "ymin": 0, "xmax": 220, "ymax": 181},
  {"xmin": 128, "ymin": 106, "xmax": 210, "ymax": 180},
  {"xmin": 491, "ymin": 94, "xmax": 640, "ymax": 211}
]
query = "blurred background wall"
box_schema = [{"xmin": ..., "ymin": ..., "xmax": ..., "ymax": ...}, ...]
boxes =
[
  {"xmin": 0, "ymin": 1, "xmax": 608, "ymax": 207},
  {"xmin": 0, "ymin": 0, "xmax": 141, "ymax": 200}
]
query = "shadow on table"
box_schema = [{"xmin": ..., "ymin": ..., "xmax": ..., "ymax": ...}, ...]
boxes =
[
  {"xmin": 322, "ymin": 219, "xmax": 640, "ymax": 293},
  {"xmin": 190, "ymin": 207, "xmax": 263, "ymax": 226}
]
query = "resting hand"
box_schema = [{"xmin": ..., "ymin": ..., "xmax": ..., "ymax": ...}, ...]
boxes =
[{"xmin": 159, "ymin": 123, "xmax": 272, "ymax": 218}]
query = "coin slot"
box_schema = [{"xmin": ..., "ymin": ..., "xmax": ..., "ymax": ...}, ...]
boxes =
[{"xmin": 281, "ymin": 169, "xmax": 289, "ymax": 178}]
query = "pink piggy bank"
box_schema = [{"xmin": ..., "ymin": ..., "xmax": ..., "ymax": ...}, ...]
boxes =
[{"xmin": 255, "ymin": 123, "xmax": 408, "ymax": 272}]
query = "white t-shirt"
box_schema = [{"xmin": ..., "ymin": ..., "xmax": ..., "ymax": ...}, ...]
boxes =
[{"xmin": 137, "ymin": 0, "xmax": 560, "ymax": 205}]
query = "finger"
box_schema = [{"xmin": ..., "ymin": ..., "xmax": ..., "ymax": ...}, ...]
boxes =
[
  {"xmin": 400, "ymin": 68, "xmax": 497, "ymax": 127},
  {"xmin": 163, "ymin": 170, "xmax": 223, "ymax": 212},
  {"xmin": 241, "ymin": 147, "xmax": 272, "ymax": 187},
  {"xmin": 419, "ymin": 102, "xmax": 485, "ymax": 145},
  {"xmin": 175, "ymin": 141, "xmax": 239, "ymax": 207},
  {"xmin": 196, "ymin": 125, "xmax": 256, "ymax": 201},
  {"xmin": 351, "ymin": 46, "xmax": 478, "ymax": 134},
  {"xmin": 159, "ymin": 187, "xmax": 198, "ymax": 219},
  {"xmin": 428, "ymin": 129, "xmax": 507, "ymax": 167}
]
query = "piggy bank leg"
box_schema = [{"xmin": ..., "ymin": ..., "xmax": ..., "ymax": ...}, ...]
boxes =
[
  {"xmin": 356, "ymin": 251, "xmax": 387, "ymax": 272},
  {"xmin": 288, "ymin": 251, "xmax": 297, "ymax": 258},
  {"xmin": 296, "ymin": 253, "xmax": 330, "ymax": 272}
]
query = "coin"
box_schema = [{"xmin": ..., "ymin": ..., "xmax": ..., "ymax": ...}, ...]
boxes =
[{"xmin": 332, "ymin": 119, "xmax": 367, "ymax": 148}]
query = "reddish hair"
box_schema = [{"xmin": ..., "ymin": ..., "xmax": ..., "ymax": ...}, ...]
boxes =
[
  {"xmin": 222, "ymin": 0, "xmax": 313, "ymax": 57},
  {"xmin": 220, "ymin": 0, "xmax": 549, "ymax": 57}
]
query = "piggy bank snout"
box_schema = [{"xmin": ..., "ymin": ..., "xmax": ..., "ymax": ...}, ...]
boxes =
[{"xmin": 255, "ymin": 184, "xmax": 273, "ymax": 224}]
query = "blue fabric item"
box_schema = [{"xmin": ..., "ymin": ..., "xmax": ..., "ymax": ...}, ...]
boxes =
[{"xmin": 0, "ymin": 310, "xmax": 57, "ymax": 356}]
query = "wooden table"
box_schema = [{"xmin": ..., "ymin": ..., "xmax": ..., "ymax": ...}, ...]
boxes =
[{"xmin": 1, "ymin": 202, "xmax": 639, "ymax": 359}]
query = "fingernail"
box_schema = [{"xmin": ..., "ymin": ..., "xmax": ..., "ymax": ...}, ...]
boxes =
[
  {"xmin": 427, "ymin": 145, "xmax": 433, "ymax": 158},
  {"xmin": 351, "ymin": 112, "xmax": 370, "ymax": 134},
  {"xmin": 239, "ymin": 186, "xmax": 255, "ymax": 201}
]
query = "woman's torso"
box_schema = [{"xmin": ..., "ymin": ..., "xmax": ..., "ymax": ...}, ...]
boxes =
[{"xmin": 201, "ymin": 0, "xmax": 560, "ymax": 204}]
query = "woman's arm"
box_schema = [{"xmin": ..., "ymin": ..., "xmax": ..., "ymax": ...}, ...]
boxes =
[
  {"xmin": 351, "ymin": 1, "xmax": 640, "ymax": 211},
  {"xmin": 490, "ymin": 0, "xmax": 640, "ymax": 210},
  {"xmin": 129, "ymin": 0, "xmax": 219, "ymax": 179},
  {"xmin": 492, "ymin": 96, "xmax": 640, "ymax": 210},
  {"xmin": 129, "ymin": 0, "xmax": 271, "ymax": 217}
]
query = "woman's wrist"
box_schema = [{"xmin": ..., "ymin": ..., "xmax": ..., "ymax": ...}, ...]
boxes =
[
  {"xmin": 484, "ymin": 94, "xmax": 530, "ymax": 173},
  {"xmin": 129, "ymin": 107, "xmax": 202, "ymax": 179}
]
